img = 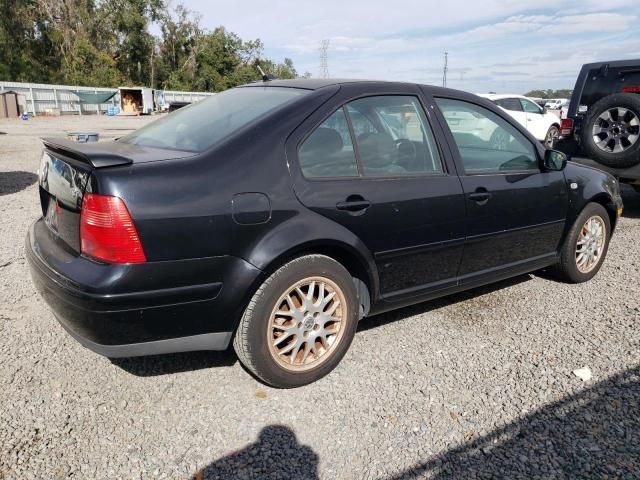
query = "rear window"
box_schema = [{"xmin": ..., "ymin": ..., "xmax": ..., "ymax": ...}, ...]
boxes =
[{"xmin": 119, "ymin": 87, "xmax": 307, "ymax": 153}]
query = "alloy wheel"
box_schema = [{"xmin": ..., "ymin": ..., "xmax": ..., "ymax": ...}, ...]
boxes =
[
  {"xmin": 267, "ymin": 277, "xmax": 347, "ymax": 372},
  {"xmin": 575, "ymin": 216, "xmax": 606, "ymax": 273},
  {"xmin": 592, "ymin": 107, "xmax": 640, "ymax": 153}
]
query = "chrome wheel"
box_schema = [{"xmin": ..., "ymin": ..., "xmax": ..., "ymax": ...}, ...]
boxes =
[
  {"xmin": 267, "ymin": 277, "xmax": 347, "ymax": 372},
  {"xmin": 592, "ymin": 107, "xmax": 640, "ymax": 153},
  {"xmin": 576, "ymin": 216, "xmax": 606, "ymax": 273}
]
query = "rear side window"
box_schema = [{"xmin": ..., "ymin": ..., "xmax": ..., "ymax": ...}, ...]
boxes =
[
  {"xmin": 119, "ymin": 87, "xmax": 307, "ymax": 153},
  {"xmin": 299, "ymin": 95, "xmax": 443, "ymax": 179},
  {"xmin": 436, "ymin": 98, "xmax": 538, "ymax": 174},
  {"xmin": 495, "ymin": 98, "xmax": 522, "ymax": 112},
  {"xmin": 299, "ymin": 109, "xmax": 358, "ymax": 178}
]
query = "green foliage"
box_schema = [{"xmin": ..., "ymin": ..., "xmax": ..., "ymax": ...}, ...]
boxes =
[
  {"xmin": 0, "ymin": 0, "xmax": 303, "ymax": 90},
  {"xmin": 524, "ymin": 89, "xmax": 573, "ymax": 99}
]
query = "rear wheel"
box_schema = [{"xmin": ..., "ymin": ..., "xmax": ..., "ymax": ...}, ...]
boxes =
[
  {"xmin": 582, "ymin": 93, "xmax": 640, "ymax": 168},
  {"xmin": 233, "ymin": 255, "xmax": 359, "ymax": 388},
  {"xmin": 554, "ymin": 203, "xmax": 611, "ymax": 283},
  {"xmin": 544, "ymin": 125, "xmax": 559, "ymax": 149}
]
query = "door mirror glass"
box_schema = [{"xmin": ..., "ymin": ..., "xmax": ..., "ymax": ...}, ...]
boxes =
[{"xmin": 544, "ymin": 149, "xmax": 567, "ymax": 171}]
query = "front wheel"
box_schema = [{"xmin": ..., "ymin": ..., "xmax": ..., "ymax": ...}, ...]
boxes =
[
  {"xmin": 554, "ymin": 203, "xmax": 611, "ymax": 283},
  {"xmin": 233, "ymin": 255, "xmax": 359, "ymax": 388}
]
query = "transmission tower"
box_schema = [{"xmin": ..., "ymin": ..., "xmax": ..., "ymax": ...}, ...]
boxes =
[
  {"xmin": 442, "ymin": 51, "xmax": 448, "ymax": 88},
  {"xmin": 319, "ymin": 40, "xmax": 330, "ymax": 79}
]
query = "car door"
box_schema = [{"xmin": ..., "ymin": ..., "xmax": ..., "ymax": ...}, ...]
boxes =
[
  {"xmin": 287, "ymin": 84, "xmax": 467, "ymax": 299},
  {"xmin": 520, "ymin": 97, "xmax": 549, "ymax": 140},
  {"xmin": 432, "ymin": 95, "xmax": 568, "ymax": 283}
]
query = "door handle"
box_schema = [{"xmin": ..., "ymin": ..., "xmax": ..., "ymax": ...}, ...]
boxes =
[
  {"xmin": 336, "ymin": 196, "xmax": 371, "ymax": 212},
  {"xmin": 468, "ymin": 189, "xmax": 492, "ymax": 204}
]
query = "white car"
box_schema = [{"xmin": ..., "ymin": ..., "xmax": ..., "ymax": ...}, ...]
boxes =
[
  {"xmin": 477, "ymin": 94, "xmax": 561, "ymax": 148},
  {"xmin": 544, "ymin": 98, "xmax": 569, "ymax": 109}
]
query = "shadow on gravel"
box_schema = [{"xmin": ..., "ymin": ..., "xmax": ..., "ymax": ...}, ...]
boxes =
[
  {"xmin": 0, "ymin": 171, "xmax": 38, "ymax": 196},
  {"xmin": 111, "ymin": 349, "xmax": 236, "ymax": 377},
  {"xmin": 358, "ymin": 274, "xmax": 532, "ymax": 333},
  {"xmin": 385, "ymin": 366, "xmax": 640, "ymax": 479},
  {"xmin": 192, "ymin": 425, "xmax": 319, "ymax": 480}
]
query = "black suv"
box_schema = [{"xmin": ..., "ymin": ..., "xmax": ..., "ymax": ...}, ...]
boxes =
[
  {"xmin": 556, "ymin": 59, "xmax": 640, "ymax": 192},
  {"xmin": 27, "ymin": 80, "xmax": 622, "ymax": 387}
]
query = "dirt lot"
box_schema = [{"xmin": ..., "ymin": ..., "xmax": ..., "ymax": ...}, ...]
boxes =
[{"xmin": 1, "ymin": 115, "xmax": 639, "ymax": 479}]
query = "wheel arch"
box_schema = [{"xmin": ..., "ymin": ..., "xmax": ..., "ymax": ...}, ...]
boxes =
[
  {"xmin": 587, "ymin": 192, "xmax": 619, "ymax": 232},
  {"xmin": 255, "ymin": 239, "xmax": 377, "ymax": 319}
]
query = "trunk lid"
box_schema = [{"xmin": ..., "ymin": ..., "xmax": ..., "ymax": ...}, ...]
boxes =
[{"xmin": 38, "ymin": 138, "xmax": 193, "ymax": 254}]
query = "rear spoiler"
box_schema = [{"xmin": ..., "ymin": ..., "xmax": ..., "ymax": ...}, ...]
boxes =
[{"xmin": 42, "ymin": 138, "xmax": 133, "ymax": 168}]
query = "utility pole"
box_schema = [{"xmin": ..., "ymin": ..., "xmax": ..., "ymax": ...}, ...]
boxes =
[
  {"xmin": 442, "ymin": 51, "xmax": 448, "ymax": 88},
  {"xmin": 319, "ymin": 40, "xmax": 330, "ymax": 79}
]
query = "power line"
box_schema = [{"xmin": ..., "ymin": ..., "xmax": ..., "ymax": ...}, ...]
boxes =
[{"xmin": 319, "ymin": 40, "xmax": 330, "ymax": 79}]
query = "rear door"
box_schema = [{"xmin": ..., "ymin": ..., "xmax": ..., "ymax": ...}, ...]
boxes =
[
  {"xmin": 287, "ymin": 84, "xmax": 467, "ymax": 299},
  {"xmin": 432, "ymin": 95, "xmax": 568, "ymax": 282}
]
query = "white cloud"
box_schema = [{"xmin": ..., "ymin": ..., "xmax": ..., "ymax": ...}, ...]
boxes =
[{"xmin": 182, "ymin": 0, "xmax": 640, "ymax": 92}]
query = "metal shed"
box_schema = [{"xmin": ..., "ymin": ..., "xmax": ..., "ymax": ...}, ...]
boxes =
[{"xmin": 0, "ymin": 90, "xmax": 23, "ymax": 118}]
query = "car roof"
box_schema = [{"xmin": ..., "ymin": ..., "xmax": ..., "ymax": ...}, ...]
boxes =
[
  {"xmin": 476, "ymin": 93, "xmax": 529, "ymax": 101},
  {"xmin": 240, "ymin": 78, "xmax": 470, "ymax": 97}
]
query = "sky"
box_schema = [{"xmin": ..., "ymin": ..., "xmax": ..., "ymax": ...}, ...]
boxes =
[{"xmin": 183, "ymin": 0, "xmax": 640, "ymax": 94}]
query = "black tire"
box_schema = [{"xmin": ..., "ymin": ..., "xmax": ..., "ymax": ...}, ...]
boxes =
[
  {"xmin": 554, "ymin": 203, "xmax": 611, "ymax": 283},
  {"xmin": 233, "ymin": 254, "xmax": 359, "ymax": 388},
  {"xmin": 581, "ymin": 93, "xmax": 640, "ymax": 168},
  {"xmin": 544, "ymin": 125, "xmax": 560, "ymax": 149}
]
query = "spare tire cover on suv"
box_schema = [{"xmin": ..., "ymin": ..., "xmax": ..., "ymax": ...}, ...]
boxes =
[{"xmin": 581, "ymin": 92, "xmax": 640, "ymax": 168}]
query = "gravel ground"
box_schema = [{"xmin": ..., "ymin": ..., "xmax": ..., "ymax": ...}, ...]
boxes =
[{"xmin": 1, "ymin": 115, "xmax": 639, "ymax": 479}]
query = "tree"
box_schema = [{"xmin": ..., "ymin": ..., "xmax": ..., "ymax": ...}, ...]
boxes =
[{"xmin": 0, "ymin": 0, "xmax": 302, "ymax": 91}]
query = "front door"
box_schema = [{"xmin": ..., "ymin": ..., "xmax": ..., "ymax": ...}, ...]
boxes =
[
  {"xmin": 433, "ymin": 96, "xmax": 568, "ymax": 282},
  {"xmin": 288, "ymin": 87, "xmax": 467, "ymax": 298}
]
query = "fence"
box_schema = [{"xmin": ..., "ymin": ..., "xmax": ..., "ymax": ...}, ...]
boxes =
[{"xmin": 0, "ymin": 81, "xmax": 216, "ymax": 116}]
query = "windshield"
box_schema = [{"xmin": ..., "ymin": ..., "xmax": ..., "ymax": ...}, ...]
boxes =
[{"xmin": 119, "ymin": 86, "xmax": 307, "ymax": 153}]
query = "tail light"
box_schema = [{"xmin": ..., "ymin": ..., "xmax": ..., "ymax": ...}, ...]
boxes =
[
  {"xmin": 622, "ymin": 86, "xmax": 640, "ymax": 93},
  {"xmin": 560, "ymin": 118, "xmax": 574, "ymax": 138},
  {"xmin": 80, "ymin": 193, "xmax": 146, "ymax": 264}
]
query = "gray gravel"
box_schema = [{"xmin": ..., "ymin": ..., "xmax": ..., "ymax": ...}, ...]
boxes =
[{"xmin": 1, "ymin": 115, "xmax": 639, "ymax": 479}]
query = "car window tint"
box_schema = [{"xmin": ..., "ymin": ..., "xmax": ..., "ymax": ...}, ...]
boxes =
[
  {"xmin": 495, "ymin": 98, "xmax": 522, "ymax": 111},
  {"xmin": 436, "ymin": 98, "xmax": 538, "ymax": 174},
  {"xmin": 346, "ymin": 96, "xmax": 443, "ymax": 177},
  {"xmin": 299, "ymin": 108, "xmax": 358, "ymax": 178},
  {"xmin": 520, "ymin": 98, "xmax": 542, "ymax": 113}
]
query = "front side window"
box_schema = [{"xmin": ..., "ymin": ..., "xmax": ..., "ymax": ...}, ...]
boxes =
[
  {"xmin": 520, "ymin": 98, "xmax": 542, "ymax": 114},
  {"xmin": 120, "ymin": 87, "xmax": 307, "ymax": 153},
  {"xmin": 436, "ymin": 98, "xmax": 538, "ymax": 174}
]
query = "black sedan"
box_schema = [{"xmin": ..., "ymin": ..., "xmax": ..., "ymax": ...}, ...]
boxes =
[{"xmin": 27, "ymin": 79, "xmax": 623, "ymax": 388}]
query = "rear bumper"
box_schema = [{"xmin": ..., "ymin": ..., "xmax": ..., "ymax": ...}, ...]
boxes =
[{"xmin": 26, "ymin": 219, "xmax": 263, "ymax": 357}]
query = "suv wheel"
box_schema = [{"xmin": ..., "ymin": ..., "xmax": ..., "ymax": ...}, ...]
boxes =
[
  {"xmin": 582, "ymin": 93, "xmax": 640, "ymax": 168},
  {"xmin": 544, "ymin": 125, "xmax": 560, "ymax": 149},
  {"xmin": 554, "ymin": 203, "xmax": 611, "ymax": 283},
  {"xmin": 233, "ymin": 254, "xmax": 359, "ymax": 388}
]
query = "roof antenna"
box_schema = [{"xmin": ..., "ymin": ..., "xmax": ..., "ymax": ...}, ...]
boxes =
[{"xmin": 257, "ymin": 65, "xmax": 276, "ymax": 82}]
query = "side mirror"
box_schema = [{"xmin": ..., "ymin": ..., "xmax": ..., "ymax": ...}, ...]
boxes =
[{"xmin": 543, "ymin": 149, "xmax": 567, "ymax": 171}]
